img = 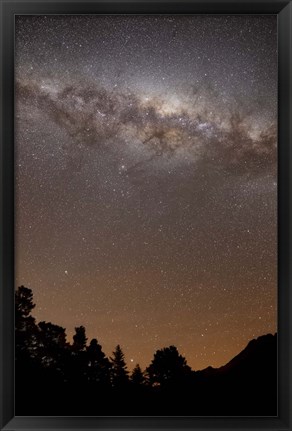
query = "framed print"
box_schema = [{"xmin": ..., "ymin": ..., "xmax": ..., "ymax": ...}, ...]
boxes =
[{"xmin": 0, "ymin": 0, "xmax": 291, "ymax": 430}]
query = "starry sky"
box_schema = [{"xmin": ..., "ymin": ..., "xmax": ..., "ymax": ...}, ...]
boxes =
[{"xmin": 15, "ymin": 15, "xmax": 277, "ymax": 371}]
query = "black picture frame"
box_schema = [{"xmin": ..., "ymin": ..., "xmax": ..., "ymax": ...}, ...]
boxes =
[{"xmin": 0, "ymin": 0, "xmax": 291, "ymax": 430}]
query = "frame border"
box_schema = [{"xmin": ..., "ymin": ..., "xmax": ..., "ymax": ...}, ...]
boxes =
[{"xmin": 1, "ymin": 1, "xmax": 291, "ymax": 430}]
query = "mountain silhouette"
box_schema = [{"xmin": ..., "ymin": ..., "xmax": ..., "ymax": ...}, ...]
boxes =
[
  {"xmin": 188, "ymin": 334, "xmax": 277, "ymax": 416},
  {"xmin": 198, "ymin": 333, "xmax": 277, "ymax": 376}
]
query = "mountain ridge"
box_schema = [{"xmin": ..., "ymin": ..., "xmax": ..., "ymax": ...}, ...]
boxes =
[{"xmin": 196, "ymin": 332, "xmax": 277, "ymax": 376}]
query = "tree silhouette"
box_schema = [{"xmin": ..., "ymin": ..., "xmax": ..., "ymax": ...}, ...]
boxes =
[
  {"xmin": 110, "ymin": 344, "xmax": 129, "ymax": 388},
  {"xmin": 15, "ymin": 285, "xmax": 35, "ymax": 320},
  {"xmin": 72, "ymin": 325, "xmax": 87, "ymax": 352},
  {"xmin": 15, "ymin": 285, "xmax": 38, "ymax": 361},
  {"xmin": 146, "ymin": 345, "xmax": 191, "ymax": 388},
  {"xmin": 131, "ymin": 363, "xmax": 145, "ymax": 386},
  {"xmin": 70, "ymin": 325, "xmax": 88, "ymax": 384},
  {"xmin": 38, "ymin": 321, "xmax": 67, "ymax": 370},
  {"xmin": 86, "ymin": 338, "xmax": 111, "ymax": 386}
]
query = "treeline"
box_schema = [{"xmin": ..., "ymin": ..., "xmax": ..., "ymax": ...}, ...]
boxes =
[{"xmin": 15, "ymin": 285, "xmax": 277, "ymax": 416}]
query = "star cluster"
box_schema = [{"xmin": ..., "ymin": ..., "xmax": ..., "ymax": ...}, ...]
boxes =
[{"xmin": 15, "ymin": 15, "xmax": 277, "ymax": 370}]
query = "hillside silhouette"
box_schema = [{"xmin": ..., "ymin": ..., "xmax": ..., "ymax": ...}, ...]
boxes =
[{"xmin": 15, "ymin": 286, "xmax": 277, "ymax": 416}]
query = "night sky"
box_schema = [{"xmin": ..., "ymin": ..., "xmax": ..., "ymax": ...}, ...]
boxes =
[{"xmin": 15, "ymin": 15, "xmax": 277, "ymax": 371}]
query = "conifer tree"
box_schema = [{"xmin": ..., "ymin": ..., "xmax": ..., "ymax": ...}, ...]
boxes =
[
  {"xmin": 131, "ymin": 363, "xmax": 145, "ymax": 386},
  {"xmin": 110, "ymin": 344, "xmax": 129, "ymax": 387}
]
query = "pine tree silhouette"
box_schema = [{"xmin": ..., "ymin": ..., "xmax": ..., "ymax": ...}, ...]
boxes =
[
  {"xmin": 15, "ymin": 285, "xmax": 38, "ymax": 361},
  {"xmin": 86, "ymin": 338, "xmax": 111, "ymax": 386},
  {"xmin": 110, "ymin": 344, "xmax": 129, "ymax": 388},
  {"xmin": 131, "ymin": 363, "xmax": 145, "ymax": 386}
]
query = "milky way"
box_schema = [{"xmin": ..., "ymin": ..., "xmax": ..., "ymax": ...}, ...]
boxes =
[{"xmin": 15, "ymin": 15, "xmax": 277, "ymax": 370}]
